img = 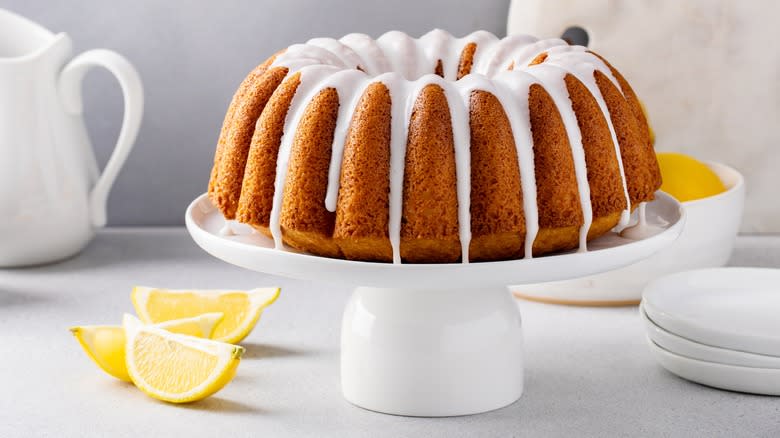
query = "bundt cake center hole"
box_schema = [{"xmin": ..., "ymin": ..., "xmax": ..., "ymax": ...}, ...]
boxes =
[{"xmin": 561, "ymin": 26, "xmax": 589, "ymax": 46}]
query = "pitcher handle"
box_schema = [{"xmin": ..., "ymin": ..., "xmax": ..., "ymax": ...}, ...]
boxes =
[{"xmin": 59, "ymin": 49, "xmax": 144, "ymax": 227}]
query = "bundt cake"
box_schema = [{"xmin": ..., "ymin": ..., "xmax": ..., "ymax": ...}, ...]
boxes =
[{"xmin": 208, "ymin": 29, "xmax": 661, "ymax": 264}]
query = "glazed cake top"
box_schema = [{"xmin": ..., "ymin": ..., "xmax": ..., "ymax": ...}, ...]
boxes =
[{"xmin": 264, "ymin": 29, "xmax": 631, "ymax": 263}]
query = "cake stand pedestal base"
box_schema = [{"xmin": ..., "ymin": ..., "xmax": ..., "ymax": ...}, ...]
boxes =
[{"xmin": 341, "ymin": 286, "xmax": 523, "ymax": 417}]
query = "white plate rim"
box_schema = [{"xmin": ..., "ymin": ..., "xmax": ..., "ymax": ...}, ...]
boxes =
[
  {"xmin": 647, "ymin": 338, "xmax": 780, "ymax": 396},
  {"xmin": 640, "ymin": 304, "xmax": 780, "ymax": 369},
  {"xmin": 642, "ymin": 267, "xmax": 780, "ymax": 356}
]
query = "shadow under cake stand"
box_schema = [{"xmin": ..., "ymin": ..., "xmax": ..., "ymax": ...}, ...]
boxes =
[{"xmin": 185, "ymin": 191, "xmax": 684, "ymax": 417}]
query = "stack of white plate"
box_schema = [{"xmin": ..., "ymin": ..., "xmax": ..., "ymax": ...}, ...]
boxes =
[{"xmin": 641, "ymin": 268, "xmax": 780, "ymax": 395}]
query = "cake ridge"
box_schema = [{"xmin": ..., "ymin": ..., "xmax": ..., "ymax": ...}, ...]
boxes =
[
  {"xmin": 211, "ymin": 29, "xmax": 660, "ymax": 264},
  {"xmin": 269, "ymin": 64, "xmax": 346, "ymax": 250},
  {"xmin": 489, "ymin": 70, "xmax": 540, "ymax": 257},
  {"xmin": 542, "ymin": 49, "xmax": 632, "ymax": 226}
]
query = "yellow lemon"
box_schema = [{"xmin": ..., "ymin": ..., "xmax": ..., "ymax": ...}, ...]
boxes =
[
  {"xmin": 70, "ymin": 312, "xmax": 224, "ymax": 382},
  {"xmin": 131, "ymin": 286, "xmax": 280, "ymax": 344},
  {"xmin": 123, "ymin": 314, "xmax": 243, "ymax": 403},
  {"xmin": 656, "ymin": 152, "xmax": 726, "ymax": 202}
]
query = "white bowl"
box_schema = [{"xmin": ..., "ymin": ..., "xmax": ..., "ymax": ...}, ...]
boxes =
[
  {"xmin": 647, "ymin": 339, "xmax": 780, "ymax": 396},
  {"xmin": 640, "ymin": 304, "xmax": 780, "ymax": 369},
  {"xmin": 512, "ymin": 161, "xmax": 745, "ymax": 306}
]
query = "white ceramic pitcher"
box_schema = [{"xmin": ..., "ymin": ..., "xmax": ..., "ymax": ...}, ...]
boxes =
[{"xmin": 0, "ymin": 9, "xmax": 143, "ymax": 267}]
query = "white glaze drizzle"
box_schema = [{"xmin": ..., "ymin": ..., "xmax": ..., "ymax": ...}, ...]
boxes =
[
  {"xmin": 526, "ymin": 64, "xmax": 592, "ymax": 251},
  {"xmin": 443, "ymin": 76, "xmax": 473, "ymax": 264},
  {"xmin": 269, "ymin": 64, "xmax": 344, "ymax": 248},
  {"xmin": 219, "ymin": 222, "xmax": 235, "ymax": 236},
  {"xmin": 269, "ymin": 29, "xmax": 634, "ymax": 263},
  {"xmin": 376, "ymin": 31, "xmax": 428, "ymax": 80},
  {"xmin": 277, "ymin": 44, "xmax": 345, "ymax": 71},
  {"xmin": 338, "ymin": 33, "xmax": 392, "ymax": 74},
  {"xmin": 544, "ymin": 46, "xmax": 632, "ymax": 227},
  {"xmin": 305, "ymin": 38, "xmax": 364, "ymax": 70},
  {"xmin": 478, "ymin": 37, "xmax": 558, "ymax": 77},
  {"xmin": 382, "ymin": 73, "xmax": 411, "ymax": 263},
  {"xmin": 619, "ymin": 202, "xmax": 662, "ymax": 240},
  {"xmin": 491, "ymin": 71, "xmax": 540, "ymax": 258},
  {"xmin": 461, "ymin": 31, "xmax": 499, "ymax": 78},
  {"xmin": 322, "ymin": 70, "xmax": 372, "ymax": 211},
  {"xmin": 458, "ymin": 73, "xmax": 540, "ymax": 258}
]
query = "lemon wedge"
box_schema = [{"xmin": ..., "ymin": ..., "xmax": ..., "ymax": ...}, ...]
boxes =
[
  {"xmin": 123, "ymin": 314, "xmax": 244, "ymax": 403},
  {"xmin": 131, "ymin": 286, "xmax": 280, "ymax": 344},
  {"xmin": 656, "ymin": 152, "xmax": 727, "ymax": 202},
  {"xmin": 71, "ymin": 325, "xmax": 130, "ymax": 381},
  {"xmin": 155, "ymin": 312, "xmax": 225, "ymax": 338},
  {"xmin": 70, "ymin": 312, "xmax": 224, "ymax": 382}
]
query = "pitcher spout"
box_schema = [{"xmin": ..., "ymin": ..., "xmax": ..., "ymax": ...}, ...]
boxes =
[{"xmin": 0, "ymin": 8, "xmax": 71, "ymax": 62}]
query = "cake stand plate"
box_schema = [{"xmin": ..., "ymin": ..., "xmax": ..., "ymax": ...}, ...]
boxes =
[{"xmin": 185, "ymin": 192, "xmax": 684, "ymax": 417}]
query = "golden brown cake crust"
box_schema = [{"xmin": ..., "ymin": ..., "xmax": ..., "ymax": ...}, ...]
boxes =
[
  {"xmin": 279, "ymin": 87, "xmax": 342, "ymax": 258},
  {"xmin": 235, "ymin": 72, "xmax": 302, "ymax": 228},
  {"xmin": 528, "ymin": 83, "xmax": 583, "ymax": 231},
  {"xmin": 468, "ymin": 90, "xmax": 525, "ymax": 261},
  {"xmin": 564, "ymin": 74, "xmax": 627, "ymax": 219},
  {"xmin": 457, "ymin": 42, "xmax": 477, "ymax": 80},
  {"xmin": 595, "ymin": 71, "xmax": 658, "ymax": 205},
  {"xmin": 210, "ymin": 65, "xmax": 288, "ymax": 219},
  {"xmin": 334, "ymin": 82, "xmax": 394, "ymax": 262},
  {"xmin": 209, "ymin": 53, "xmax": 281, "ymax": 190},
  {"xmin": 208, "ymin": 34, "xmax": 662, "ymax": 263},
  {"xmin": 401, "ymin": 84, "xmax": 461, "ymax": 263},
  {"xmin": 434, "ymin": 60, "xmax": 444, "ymax": 78},
  {"xmin": 591, "ymin": 51, "xmax": 662, "ymax": 202}
]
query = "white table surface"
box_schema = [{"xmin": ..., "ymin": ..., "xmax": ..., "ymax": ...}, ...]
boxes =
[{"xmin": 1, "ymin": 229, "xmax": 778, "ymax": 438}]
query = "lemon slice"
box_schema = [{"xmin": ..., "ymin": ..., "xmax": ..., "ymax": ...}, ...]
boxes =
[
  {"xmin": 123, "ymin": 314, "xmax": 244, "ymax": 403},
  {"xmin": 131, "ymin": 286, "xmax": 280, "ymax": 343},
  {"xmin": 656, "ymin": 152, "xmax": 727, "ymax": 202},
  {"xmin": 70, "ymin": 312, "xmax": 224, "ymax": 382}
]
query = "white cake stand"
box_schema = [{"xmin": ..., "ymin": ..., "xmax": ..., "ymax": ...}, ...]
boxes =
[{"xmin": 185, "ymin": 192, "xmax": 684, "ymax": 417}]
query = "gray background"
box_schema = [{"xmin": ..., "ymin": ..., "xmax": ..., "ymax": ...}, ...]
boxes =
[{"xmin": 2, "ymin": 0, "xmax": 511, "ymax": 225}]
